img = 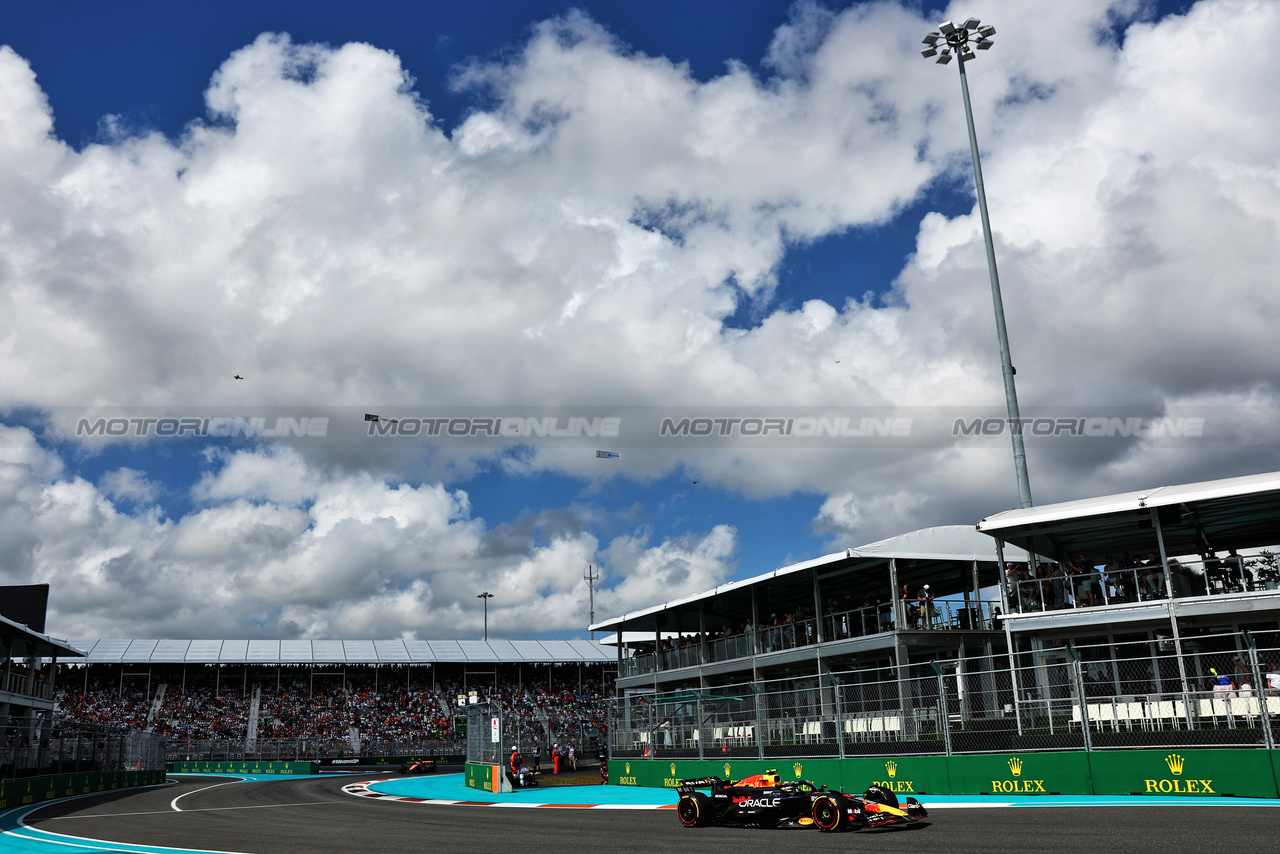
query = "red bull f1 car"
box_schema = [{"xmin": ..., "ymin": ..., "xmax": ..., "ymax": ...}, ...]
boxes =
[{"xmin": 676, "ymin": 770, "xmax": 928, "ymax": 832}]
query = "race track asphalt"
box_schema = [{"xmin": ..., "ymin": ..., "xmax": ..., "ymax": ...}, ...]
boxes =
[{"xmin": 15, "ymin": 774, "xmax": 1279, "ymax": 854}]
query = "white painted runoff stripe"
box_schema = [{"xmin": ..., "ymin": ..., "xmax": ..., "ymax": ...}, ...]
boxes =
[{"xmin": 170, "ymin": 778, "xmax": 246, "ymax": 812}]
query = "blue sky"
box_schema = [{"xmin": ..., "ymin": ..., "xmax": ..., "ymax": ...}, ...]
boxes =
[{"xmin": 1, "ymin": 0, "xmax": 1275, "ymax": 641}]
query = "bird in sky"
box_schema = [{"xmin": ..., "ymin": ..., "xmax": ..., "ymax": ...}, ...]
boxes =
[{"xmin": 233, "ymin": 374, "xmax": 243, "ymax": 380}]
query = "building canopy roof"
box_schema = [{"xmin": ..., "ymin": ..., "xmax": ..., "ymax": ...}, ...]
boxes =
[
  {"xmin": 590, "ymin": 525, "xmax": 1028, "ymax": 636},
  {"xmin": 63, "ymin": 638, "xmax": 616, "ymax": 665},
  {"xmin": 976, "ymin": 469, "xmax": 1280, "ymax": 558},
  {"xmin": 2, "ymin": 612, "xmax": 83, "ymax": 660}
]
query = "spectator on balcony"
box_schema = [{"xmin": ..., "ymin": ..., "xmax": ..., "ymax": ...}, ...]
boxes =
[
  {"xmin": 1267, "ymin": 662, "xmax": 1280, "ymax": 693},
  {"xmin": 1141, "ymin": 553, "xmax": 1165, "ymax": 599},
  {"xmin": 1204, "ymin": 551, "xmax": 1228, "ymax": 592},
  {"xmin": 916, "ymin": 585, "xmax": 935, "ymax": 628},
  {"xmin": 901, "ymin": 584, "xmax": 919, "ymax": 629},
  {"xmin": 1048, "ymin": 563, "xmax": 1067, "ymax": 610},
  {"xmin": 1222, "ymin": 549, "xmax": 1248, "ymax": 591}
]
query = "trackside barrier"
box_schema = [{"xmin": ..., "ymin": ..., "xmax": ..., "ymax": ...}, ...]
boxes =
[
  {"xmin": 167, "ymin": 761, "xmax": 318, "ymax": 775},
  {"xmin": 0, "ymin": 770, "xmax": 165, "ymax": 810},
  {"xmin": 948, "ymin": 752, "xmax": 1092, "ymax": 795},
  {"xmin": 464, "ymin": 762, "xmax": 512, "ymax": 793},
  {"xmin": 611, "ymin": 748, "xmax": 1280, "ymax": 798},
  {"xmin": 317, "ymin": 754, "xmax": 464, "ymax": 768},
  {"xmin": 1088, "ymin": 749, "xmax": 1278, "ymax": 798}
]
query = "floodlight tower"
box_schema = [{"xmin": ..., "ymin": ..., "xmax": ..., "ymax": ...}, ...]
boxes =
[
  {"xmin": 922, "ymin": 19, "xmax": 1033, "ymax": 509},
  {"xmin": 477, "ymin": 591, "xmax": 494, "ymax": 641},
  {"xmin": 584, "ymin": 563, "xmax": 599, "ymax": 640}
]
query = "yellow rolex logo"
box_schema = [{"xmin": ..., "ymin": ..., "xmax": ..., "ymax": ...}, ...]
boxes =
[
  {"xmin": 885, "ymin": 760, "xmax": 897, "ymax": 778},
  {"xmin": 1166, "ymin": 754, "xmax": 1184, "ymax": 776},
  {"xmin": 625, "ymin": 762, "xmax": 631, "ymax": 775},
  {"xmin": 724, "ymin": 762, "xmax": 731, "ymax": 777},
  {"xmin": 670, "ymin": 763, "xmax": 677, "ymax": 776},
  {"xmin": 794, "ymin": 762, "xmax": 803, "ymax": 778},
  {"xmin": 1008, "ymin": 757, "xmax": 1022, "ymax": 777}
]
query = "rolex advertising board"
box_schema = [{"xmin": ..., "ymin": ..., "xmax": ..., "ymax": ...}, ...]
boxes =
[
  {"xmin": 842, "ymin": 756, "xmax": 951, "ymax": 795},
  {"xmin": 948, "ymin": 752, "xmax": 1092, "ymax": 795},
  {"xmin": 607, "ymin": 749, "xmax": 1280, "ymax": 798},
  {"xmin": 1088, "ymin": 749, "xmax": 1279, "ymax": 799}
]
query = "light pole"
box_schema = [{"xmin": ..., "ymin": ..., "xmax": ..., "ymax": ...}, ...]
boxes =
[
  {"xmin": 477, "ymin": 591, "xmax": 493, "ymax": 641},
  {"xmin": 584, "ymin": 563, "xmax": 599, "ymax": 640},
  {"xmin": 923, "ymin": 18, "xmax": 1033, "ymax": 509}
]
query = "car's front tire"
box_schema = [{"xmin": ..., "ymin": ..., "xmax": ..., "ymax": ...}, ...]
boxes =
[
  {"xmin": 678, "ymin": 792, "xmax": 711, "ymax": 827},
  {"xmin": 813, "ymin": 793, "xmax": 851, "ymax": 832}
]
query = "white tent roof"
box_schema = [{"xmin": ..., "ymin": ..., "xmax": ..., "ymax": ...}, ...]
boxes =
[
  {"xmin": 978, "ymin": 470, "xmax": 1280, "ymax": 533},
  {"xmin": 65, "ymin": 638, "xmax": 616, "ymax": 665},
  {"xmin": 590, "ymin": 525, "xmax": 1025, "ymax": 633},
  {"xmin": 852, "ymin": 525, "xmax": 1030, "ymax": 562},
  {"xmin": 975, "ymin": 469, "xmax": 1280, "ymax": 558}
]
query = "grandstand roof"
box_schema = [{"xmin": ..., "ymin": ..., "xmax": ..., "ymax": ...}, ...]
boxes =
[
  {"xmin": 977, "ymin": 469, "xmax": 1280, "ymax": 556},
  {"xmin": 64, "ymin": 638, "xmax": 616, "ymax": 665},
  {"xmin": 3, "ymin": 612, "xmax": 83, "ymax": 660},
  {"xmin": 590, "ymin": 525, "xmax": 1028, "ymax": 634}
]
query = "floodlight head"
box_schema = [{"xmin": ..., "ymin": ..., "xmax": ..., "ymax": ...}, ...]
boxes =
[
  {"xmin": 923, "ymin": 33, "xmax": 940, "ymax": 45},
  {"xmin": 980, "ymin": 25, "xmax": 996, "ymax": 37},
  {"xmin": 922, "ymin": 47, "xmax": 938, "ymax": 58},
  {"xmin": 960, "ymin": 45, "xmax": 975, "ymax": 60},
  {"xmin": 936, "ymin": 52, "xmax": 953, "ymax": 65},
  {"xmin": 939, "ymin": 20, "xmax": 956, "ymax": 35},
  {"xmin": 976, "ymin": 39, "xmax": 993, "ymax": 50},
  {"xmin": 962, "ymin": 18, "xmax": 982, "ymax": 31}
]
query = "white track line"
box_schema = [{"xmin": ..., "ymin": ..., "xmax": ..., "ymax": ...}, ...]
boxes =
[{"xmin": 171, "ymin": 777, "xmax": 248, "ymax": 811}]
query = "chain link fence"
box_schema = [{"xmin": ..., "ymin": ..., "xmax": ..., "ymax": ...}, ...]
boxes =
[
  {"xmin": 610, "ymin": 629, "xmax": 1280, "ymax": 759},
  {"xmin": 164, "ymin": 736, "xmax": 464, "ymax": 763},
  {"xmin": 1, "ymin": 716, "xmax": 167, "ymax": 780},
  {"xmin": 458, "ymin": 701, "xmax": 607, "ymax": 768}
]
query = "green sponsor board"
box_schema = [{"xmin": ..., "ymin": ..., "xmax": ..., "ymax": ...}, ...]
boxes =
[
  {"xmin": 0, "ymin": 770, "xmax": 164, "ymax": 810},
  {"xmin": 1087, "ymin": 749, "xmax": 1279, "ymax": 799},
  {"xmin": 465, "ymin": 762, "xmax": 498, "ymax": 792},
  {"xmin": 948, "ymin": 752, "xmax": 1092, "ymax": 795},
  {"xmin": 647, "ymin": 758, "xmax": 843, "ymax": 790},
  {"xmin": 167, "ymin": 761, "xmax": 318, "ymax": 775},
  {"xmin": 611, "ymin": 755, "xmax": 949, "ymax": 796},
  {"xmin": 609, "ymin": 750, "xmax": 1280, "ymax": 799},
  {"xmin": 610, "ymin": 756, "xmax": 661, "ymax": 787},
  {"xmin": 843, "ymin": 755, "xmax": 950, "ymax": 796}
]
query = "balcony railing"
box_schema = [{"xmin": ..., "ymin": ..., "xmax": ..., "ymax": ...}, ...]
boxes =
[
  {"xmin": 1009, "ymin": 556, "xmax": 1280, "ymax": 614},
  {"xmin": 3, "ymin": 671, "xmax": 53, "ymax": 700},
  {"xmin": 617, "ymin": 600, "xmax": 1004, "ymax": 678}
]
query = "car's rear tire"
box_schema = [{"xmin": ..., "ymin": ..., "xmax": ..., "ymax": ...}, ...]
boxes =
[
  {"xmin": 813, "ymin": 793, "xmax": 850, "ymax": 832},
  {"xmin": 677, "ymin": 791, "xmax": 711, "ymax": 827}
]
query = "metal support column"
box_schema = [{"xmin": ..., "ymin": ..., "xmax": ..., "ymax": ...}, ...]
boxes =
[{"xmin": 1151, "ymin": 507, "xmax": 1190, "ymax": 695}]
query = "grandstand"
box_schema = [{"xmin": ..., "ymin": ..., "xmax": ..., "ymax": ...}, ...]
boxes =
[
  {"xmin": 51, "ymin": 639, "xmax": 616, "ymax": 764},
  {"xmin": 592, "ymin": 471, "xmax": 1280, "ymax": 775}
]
